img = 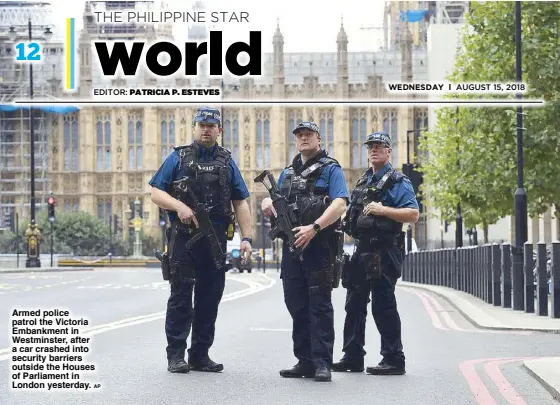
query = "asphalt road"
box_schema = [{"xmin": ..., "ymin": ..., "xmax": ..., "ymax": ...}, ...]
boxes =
[{"xmin": 0, "ymin": 268, "xmax": 559, "ymax": 405}]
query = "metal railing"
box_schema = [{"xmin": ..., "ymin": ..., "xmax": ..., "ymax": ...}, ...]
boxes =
[{"xmin": 402, "ymin": 241, "xmax": 560, "ymax": 318}]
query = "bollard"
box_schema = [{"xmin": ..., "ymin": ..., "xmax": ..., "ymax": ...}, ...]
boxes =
[
  {"xmin": 419, "ymin": 251, "xmax": 424, "ymax": 284},
  {"xmin": 536, "ymin": 242, "xmax": 548, "ymax": 316},
  {"xmin": 501, "ymin": 243, "xmax": 512, "ymax": 308},
  {"xmin": 492, "ymin": 244, "xmax": 501, "ymax": 306},
  {"xmin": 411, "ymin": 252, "xmax": 417, "ymax": 283},
  {"xmin": 479, "ymin": 246, "xmax": 484, "ymax": 299},
  {"xmin": 443, "ymin": 248, "xmax": 453, "ymax": 287},
  {"xmin": 477, "ymin": 247, "xmax": 482, "ymax": 299},
  {"xmin": 486, "ymin": 245, "xmax": 493, "ymax": 304},
  {"xmin": 457, "ymin": 248, "xmax": 463, "ymax": 292},
  {"xmin": 453, "ymin": 248, "xmax": 459, "ymax": 290},
  {"xmin": 461, "ymin": 248, "xmax": 467, "ymax": 292},
  {"xmin": 470, "ymin": 248, "xmax": 474, "ymax": 296},
  {"xmin": 551, "ymin": 242, "xmax": 560, "ymax": 319},
  {"xmin": 523, "ymin": 241, "xmax": 535, "ymax": 313},
  {"xmin": 511, "ymin": 244, "xmax": 525, "ymax": 311},
  {"xmin": 402, "ymin": 254, "xmax": 408, "ymax": 281},
  {"xmin": 437, "ymin": 249, "xmax": 442, "ymax": 286}
]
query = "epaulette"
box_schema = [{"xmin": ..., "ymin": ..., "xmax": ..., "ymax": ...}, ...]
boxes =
[{"xmin": 390, "ymin": 170, "xmax": 407, "ymax": 183}]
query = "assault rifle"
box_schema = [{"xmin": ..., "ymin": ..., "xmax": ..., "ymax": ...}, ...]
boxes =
[
  {"xmin": 171, "ymin": 175, "xmax": 226, "ymax": 270},
  {"xmin": 254, "ymin": 170, "xmax": 302, "ymax": 256}
]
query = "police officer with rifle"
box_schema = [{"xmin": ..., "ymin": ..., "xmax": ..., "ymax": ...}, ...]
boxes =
[
  {"xmin": 259, "ymin": 121, "xmax": 348, "ymax": 382},
  {"xmin": 332, "ymin": 131, "xmax": 419, "ymax": 376},
  {"xmin": 150, "ymin": 107, "xmax": 253, "ymax": 374}
]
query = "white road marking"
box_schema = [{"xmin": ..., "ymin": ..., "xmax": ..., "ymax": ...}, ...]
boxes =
[{"xmin": 0, "ymin": 274, "xmax": 277, "ymax": 362}]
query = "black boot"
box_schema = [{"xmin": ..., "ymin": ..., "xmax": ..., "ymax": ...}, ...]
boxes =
[
  {"xmin": 279, "ymin": 362, "xmax": 315, "ymax": 378},
  {"xmin": 167, "ymin": 358, "xmax": 190, "ymax": 373},
  {"xmin": 366, "ymin": 361, "xmax": 405, "ymax": 375},
  {"xmin": 331, "ymin": 358, "xmax": 364, "ymax": 372},
  {"xmin": 188, "ymin": 358, "xmax": 224, "ymax": 372},
  {"xmin": 314, "ymin": 366, "xmax": 332, "ymax": 382}
]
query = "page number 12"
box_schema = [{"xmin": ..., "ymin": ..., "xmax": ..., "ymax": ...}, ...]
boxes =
[{"xmin": 15, "ymin": 42, "xmax": 41, "ymax": 61}]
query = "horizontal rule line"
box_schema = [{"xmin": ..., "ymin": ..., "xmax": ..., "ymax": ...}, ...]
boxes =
[{"xmin": 12, "ymin": 99, "xmax": 546, "ymax": 106}]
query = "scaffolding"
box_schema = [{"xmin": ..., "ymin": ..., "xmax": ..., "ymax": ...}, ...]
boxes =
[
  {"xmin": 0, "ymin": 1, "xmax": 63, "ymax": 229},
  {"xmin": 83, "ymin": 1, "xmax": 175, "ymax": 89}
]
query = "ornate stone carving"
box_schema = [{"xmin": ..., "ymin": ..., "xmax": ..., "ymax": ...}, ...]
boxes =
[
  {"xmin": 128, "ymin": 173, "xmax": 143, "ymax": 192},
  {"xmin": 63, "ymin": 174, "xmax": 79, "ymax": 193},
  {"xmin": 116, "ymin": 145, "xmax": 122, "ymax": 171},
  {"xmin": 97, "ymin": 174, "xmax": 112, "ymax": 192}
]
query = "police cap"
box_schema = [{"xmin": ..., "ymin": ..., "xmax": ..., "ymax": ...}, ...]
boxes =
[
  {"xmin": 364, "ymin": 131, "xmax": 391, "ymax": 147},
  {"xmin": 293, "ymin": 121, "xmax": 321, "ymax": 136},
  {"xmin": 193, "ymin": 107, "xmax": 221, "ymax": 125}
]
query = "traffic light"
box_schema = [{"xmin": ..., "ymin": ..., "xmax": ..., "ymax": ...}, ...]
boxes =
[
  {"xmin": 113, "ymin": 215, "xmax": 121, "ymax": 233},
  {"xmin": 47, "ymin": 196, "xmax": 56, "ymax": 222}
]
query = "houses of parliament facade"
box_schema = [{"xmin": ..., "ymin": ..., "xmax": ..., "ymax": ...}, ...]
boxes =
[{"xmin": 3, "ymin": 2, "xmax": 431, "ymax": 249}]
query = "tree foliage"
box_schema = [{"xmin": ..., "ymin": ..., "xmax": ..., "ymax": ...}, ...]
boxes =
[
  {"xmin": 0, "ymin": 211, "xmax": 132, "ymax": 256},
  {"xmin": 420, "ymin": 1, "xmax": 560, "ymax": 240}
]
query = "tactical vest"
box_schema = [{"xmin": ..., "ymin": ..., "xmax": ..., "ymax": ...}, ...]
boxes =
[
  {"xmin": 344, "ymin": 168, "xmax": 405, "ymax": 240},
  {"xmin": 278, "ymin": 150, "xmax": 340, "ymax": 233},
  {"xmin": 174, "ymin": 142, "xmax": 233, "ymax": 224}
]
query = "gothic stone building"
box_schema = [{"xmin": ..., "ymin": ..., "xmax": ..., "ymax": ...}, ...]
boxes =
[{"xmin": 48, "ymin": 19, "xmax": 429, "ymax": 249}]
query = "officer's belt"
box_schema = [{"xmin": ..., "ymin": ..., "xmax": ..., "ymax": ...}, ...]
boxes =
[{"xmin": 355, "ymin": 235, "xmax": 399, "ymax": 250}]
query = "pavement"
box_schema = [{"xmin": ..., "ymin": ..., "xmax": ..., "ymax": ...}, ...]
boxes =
[
  {"xmin": 0, "ymin": 268, "xmax": 559, "ymax": 404},
  {"xmin": 401, "ymin": 281, "xmax": 560, "ymax": 403}
]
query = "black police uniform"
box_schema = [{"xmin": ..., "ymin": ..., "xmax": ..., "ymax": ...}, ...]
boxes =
[
  {"xmin": 149, "ymin": 107, "xmax": 249, "ymax": 374},
  {"xmin": 162, "ymin": 141, "xmax": 234, "ymax": 372},
  {"xmin": 277, "ymin": 148, "xmax": 343, "ymax": 382},
  {"xmin": 333, "ymin": 132, "xmax": 418, "ymax": 376}
]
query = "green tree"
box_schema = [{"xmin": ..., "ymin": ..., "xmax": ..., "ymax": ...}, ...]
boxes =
[
  {"xmin": 0, "ymin": 211, "xmax": 130, "ymax": 256},
  {"xmin": 420, "ymin": 1, "xmax": 560, "ymax": 242}
]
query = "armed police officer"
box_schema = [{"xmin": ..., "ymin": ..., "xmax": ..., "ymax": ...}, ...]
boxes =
[
  {"xmin": 260, "ymin": 121, "xmax": 348, "ymax": 382},
  {"xmin": 332, "ymin": 131, "xmax": 419, "ymax": 376},
  {"xmin": 149, "ymin": 107, "xmax": 253, "ymax": 374}
]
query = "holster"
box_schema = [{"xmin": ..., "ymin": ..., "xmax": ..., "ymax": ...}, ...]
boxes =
[
  {"xmin": 341, "ymin": 254, "xmax": 352, "ymax": 288},
  {"xmin": 167, "ymin": 223, "xmax": 196, "ymax": 285},
  {"xmin": 161, "ymin": 253, "xmax": 171, "ymax": 280},
  {"xmin": 332, "ymin": 252, "xmax": 349, "ymax": 289}
]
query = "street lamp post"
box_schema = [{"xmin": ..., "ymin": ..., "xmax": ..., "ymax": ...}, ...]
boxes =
[
  {"xmin": 455, "ymin": 107, "xmax": 463, "ymax": 248},
  {"xmin": 18, "ymin": 18, "xmax": 52, "ymax": 267},
  {"xmin": 26, "ymin": 17, "xmax": 40, "ymax": 268},
  {"xmin": 512, "ymin": 1, "xmax": 527, "ymax": 310}
]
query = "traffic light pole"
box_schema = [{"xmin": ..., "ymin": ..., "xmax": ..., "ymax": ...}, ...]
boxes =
[
  {"xmin": 15, "ymin": 213, "xmax": 19, "ymax": 268},
  {"xmin": 50, "ymin": 221, "xmax": 53, "ymax": 267},
  {"xmin": 109, "ymin": 218, "xmax": 113, "ymax": 264}
]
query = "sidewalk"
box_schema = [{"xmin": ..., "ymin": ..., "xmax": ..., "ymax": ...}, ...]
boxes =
[
  {"xmin": 523, "ymin": 358, "xmax": 560, "ymax": 402},
  {"xmin": 400, "ymin": 282, "xmax": 560, "ymax": 402},
  {"xmin": 399, "ymin": 281, "xmax": 560, "ymax": 333},
  {"xmin": 0, "ymin": 267, "xmax": 94, "ymax": 274}
]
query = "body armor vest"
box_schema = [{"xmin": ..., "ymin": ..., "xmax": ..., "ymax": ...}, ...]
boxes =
[
  {"xmin": 344, "ymin": 168, "xmax": 405, "ymax": 240},
  {"xmin": 278, "ymin": 150, "xmax": 340, "ymax": 233},
  {"xmin": 174, "ymin": 142, "xmax": 233, "ymax": 224}
]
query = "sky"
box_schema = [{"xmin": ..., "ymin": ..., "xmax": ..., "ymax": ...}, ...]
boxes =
[{"xmin": 45, "ymin": 0, "xmax": 387, "ymax": 52}]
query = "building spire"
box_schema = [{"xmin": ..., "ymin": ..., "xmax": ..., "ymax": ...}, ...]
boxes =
[{"xmin": 337, "ymin": 15, "xmax": 348, "ymax": 44}]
